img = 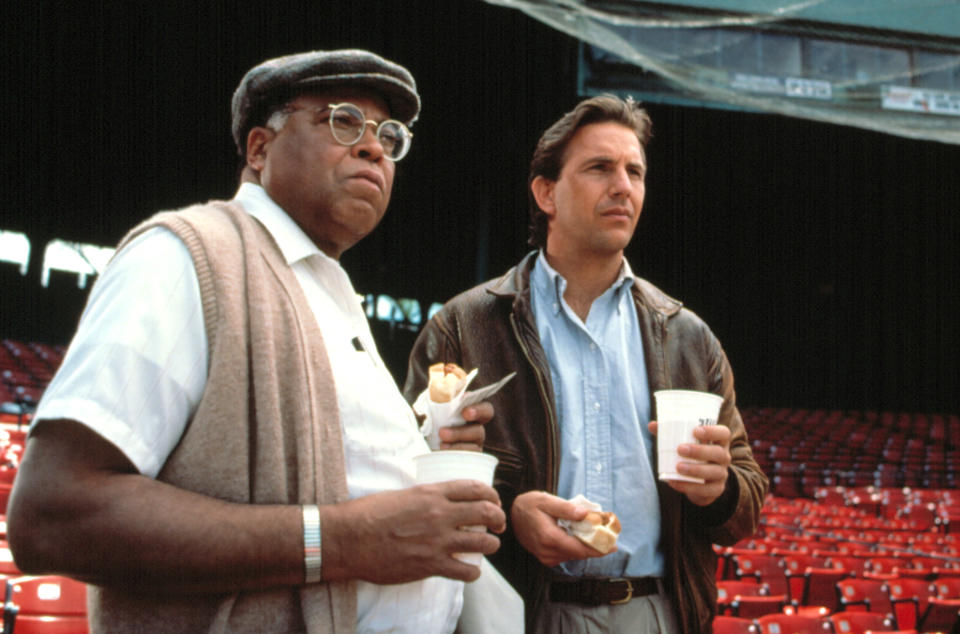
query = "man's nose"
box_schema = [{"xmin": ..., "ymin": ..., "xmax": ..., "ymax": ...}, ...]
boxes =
[
  {"xmin": 353, "ymin": 123, "xmax": 385, "ymax": 161},
  {"xmin": 608, "ymin": 168, "xmax": 633, "ymax": 197}
]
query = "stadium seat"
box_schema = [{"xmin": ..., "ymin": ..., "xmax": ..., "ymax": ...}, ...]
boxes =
[
  {"xmin": 932, "ymin": 566, "xmax": 960, "ymax": 582},
  {"xmin": 836, "ymin": 577, "xmax": 894, "ymax": 616},
  {"xmin": 783, "ymin": 554, "xmax": 830, "ymax": 601},
  {"xmin": 734, "ymin": 554, "xmax": 790, "ymax": 597},
  {"xmin": 0, "ymin": 484, "xmax": 12, "ymax": 516},
  {"xmin": 755, "ymin": 612, "xmax": 827, "ymax": 634},
  {"xmin": 886, "ymin": 578, "xmax": 934, "ymax": 630},
  {"xmin": 934, "ymin": 577, "xmax": 960, "ymax": 599},
  {"xmin": 826, "ymin": 610, "xmax": 896, "ymax": 633},
  {"xmin": 915, "ymin": 597, "xmax": 960, "ymax": 633},
  {"xmin": 728, "ymin": 594, "xmax": 789, "ymax": 619},
  {"xmin": 801, "ymin": 567, "xmax": 850, "ymax": 614},
  {"xmin": 822, "ymin": 554, "xmax": 869, "ymax": 577},
  {"xmin": 0, "ymin": 543, "xmax": 21, "ymax": 576},
  {"xmin": 4, "ymin": 575, "xmax": 88, "ymax": 634},
  {"xmin": 718, "ymin": 580, "xmax": 769, "ymax": 614},
  {"xmin": 712, "ymin": 615, "xmax": 759, "ymax": 634},
  {"xmin": 865, "ymin": 557, "xmax": 911, "ymax": 581}
]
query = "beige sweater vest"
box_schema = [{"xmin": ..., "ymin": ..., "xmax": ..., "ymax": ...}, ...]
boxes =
[{"xmin": 87, "ymin": 201, "xmax": 357, "ymax": 632}]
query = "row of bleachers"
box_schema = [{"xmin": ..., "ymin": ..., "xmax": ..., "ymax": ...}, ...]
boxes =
[
  {"xmin": 743, "ymin": 408, "xmax": 960, "ymax": 494},
  {"xmin": 0, "ymin": 336, "xmax": 957, "ymax": 631},
  {"xmin": 0, "ymin": 339, "xmax": 65, "ymax": 408},
  {"xmin": 716, "ymin": 494, "xmax": 960, "ymax": 632},
  {"xmin": 714, "ymin": 610, "xmax": 947, "ymax": 633}
]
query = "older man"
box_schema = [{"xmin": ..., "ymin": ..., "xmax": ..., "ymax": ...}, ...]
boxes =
[{"xmin": 7, "ymin": 50, "xmax": 505, "ymax": 633}]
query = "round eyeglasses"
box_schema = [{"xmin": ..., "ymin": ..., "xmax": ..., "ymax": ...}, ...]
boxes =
[{"xmin": 322, "ymin": 102, "xmax": 413, "ymax": 161}]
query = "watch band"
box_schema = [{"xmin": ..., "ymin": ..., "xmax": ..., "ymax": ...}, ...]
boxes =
[{"xmin": 302, "ymin": 504, "xmax": 322, "ymax": 584}]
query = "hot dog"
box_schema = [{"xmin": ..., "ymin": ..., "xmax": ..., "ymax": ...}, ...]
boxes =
[
  {"xmin": 568, "ymin": 510, "xmax": 621, "ymax": 554},
  {"xmin": 428, "ymin": 362, "xmax": 468, "ymax": 403}
]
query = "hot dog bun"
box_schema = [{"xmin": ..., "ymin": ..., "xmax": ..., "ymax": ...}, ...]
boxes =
[
  {"xmin": 428, "ymin": 363, "xmax": 468, "ymax": 403},
  {"xmin": 568, "ymin": 510, "xmax": 621, "ymax": 554}
]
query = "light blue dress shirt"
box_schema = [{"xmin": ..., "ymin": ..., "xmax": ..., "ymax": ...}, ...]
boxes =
[{"xmin": 530, "ymin": 251, "xmax": 664, "ymax": 579}]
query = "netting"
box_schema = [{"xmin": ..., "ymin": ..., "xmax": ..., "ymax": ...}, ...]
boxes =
[{"xmin": 486, "ymin": 0, "xmax": 960, "ymax": 144}]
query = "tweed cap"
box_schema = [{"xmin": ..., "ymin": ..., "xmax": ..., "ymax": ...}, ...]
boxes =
[{"xmin": 231, "ymin": 49, "xmax": 420, "ymax": 155}]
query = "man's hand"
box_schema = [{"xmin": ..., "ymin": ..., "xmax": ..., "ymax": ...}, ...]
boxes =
[
  {"xmin": 323, "ymin": 479, "xmax": 506, "ymax": 584},
  {"xmin": 510, "ymin": 491, "xmax": 612, "ymax": 568},
  {"xmin": 649, "ymin": 420, "xmax": 731, "ymax": 506},
  {"xmin": 438, "ymin": 401, "xmax": 494, "ymax": 451}
]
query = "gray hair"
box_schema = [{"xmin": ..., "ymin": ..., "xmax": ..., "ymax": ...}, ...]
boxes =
[{"xmin": 264, "ymin": 107, "xmax": 292, "ymax": 133}]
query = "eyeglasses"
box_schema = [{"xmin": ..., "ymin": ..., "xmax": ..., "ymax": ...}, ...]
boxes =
[{"xmin": 288, "ymin": 102, "xmax": 413, "ymax": 161}]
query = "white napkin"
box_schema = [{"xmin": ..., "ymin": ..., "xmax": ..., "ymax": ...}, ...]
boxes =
[
  {"xmin": 413, "ymin": 371, "xmax": 516, "ymax": 450},
  {"xmin": 557, "ymin": 494, "xmax": 601, "ymax": 534}
]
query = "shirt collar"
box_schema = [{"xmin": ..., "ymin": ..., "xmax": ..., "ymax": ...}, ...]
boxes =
[
  {"xmin": 234, "ymin": 182, "xmax": 337, "ymax": 268},
  {"xmin": 534, "ymin": 250, "xmax": 636, "ymax": 316}
]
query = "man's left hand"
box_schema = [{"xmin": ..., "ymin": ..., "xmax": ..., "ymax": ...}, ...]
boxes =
[
  {"xmin": 648, "ymin": 420, "xmax": 731, "ymax": 506},
  {"xmin": 438, "ymin": 401, "xmax": 494, "ymax": 451}
]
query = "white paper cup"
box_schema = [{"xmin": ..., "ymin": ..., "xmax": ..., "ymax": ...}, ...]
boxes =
[
  {"xmin": 654, "ymin": 389, "xmax": 723, "ymax": 484},
  {"xmin": 414, "ymin": 450, "xmax": 499, "ymax": 566}
]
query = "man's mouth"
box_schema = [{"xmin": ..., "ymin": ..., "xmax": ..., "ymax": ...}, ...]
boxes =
[
  {"xmin": 350, "ymin": 169, "xmax": 385, "ymax": 192},
  {"xmin": 600, "ymin": 205, "xmax": 632, "ymax": 218}
]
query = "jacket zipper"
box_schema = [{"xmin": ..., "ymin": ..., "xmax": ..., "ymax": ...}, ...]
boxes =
[{"xmin": 509, "ymin": 311, "xmax": 559, "ymax": 494}]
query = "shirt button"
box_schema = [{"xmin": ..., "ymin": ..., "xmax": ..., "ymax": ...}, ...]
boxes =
[
  {"xmin": 594, "ymin": 402, "xmax": 601, "ymax": 410},
  {"xmin": 595, "ymin": 463, "xmax": 603, "ymax": 473},
  {"xmin": 589, "ymin": 342, "xmax": 597, "ymax": 350}
]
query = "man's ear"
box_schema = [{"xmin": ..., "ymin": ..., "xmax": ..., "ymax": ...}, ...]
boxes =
[
  {"xmin": 530, "ymin": 175, "xmax": 557, "ymax": 218},
  {"xmin": 245, "ymin": 126, "xmax": 275, "ymax": 173}
]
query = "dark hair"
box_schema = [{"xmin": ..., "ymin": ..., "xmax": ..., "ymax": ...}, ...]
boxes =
[{"xmin": 527, "ymin": 94, "xmax": 652, "ymax": 248}]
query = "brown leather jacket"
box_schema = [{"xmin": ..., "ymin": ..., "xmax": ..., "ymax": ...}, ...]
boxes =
[{"xmin": 403, "ymin": 252, "xmax": 768, "ymax": 633}]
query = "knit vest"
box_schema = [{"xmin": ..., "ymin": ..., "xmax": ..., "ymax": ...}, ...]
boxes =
[{"xmin": 86, "ymin": 201, "xmax": 357, "ymax": 632}]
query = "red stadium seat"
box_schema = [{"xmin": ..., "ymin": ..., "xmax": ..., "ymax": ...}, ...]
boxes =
[
  {"xmin": 782, "ymin": 554, "xmax": 830, "ymax": 602},
  {"xmin": 729, "ymin": 595, "xmax": 789, "ymax": 619},
  {"xmin": 916, "ymin": 597, "xmax": 960, "ymax": 633},
  {"xmin": 713, "ymin": 615, "xmax": 759, "ymax": 634},
  {"xmin": 800, "ymin": 567, "xmax": 849, "ymax": 614},
  {"xmin": 886, "ymin": 578, "xmax": 934, "ymax": 630},
  {"xmin": 4, "ymin": 614, "xmax": 90, "ymax": 634},
  {"xmin": 826, "ymin": 610, "xmax": 897, "ymax": 633},
  {"xmin": 836, "ymin": 578, "xmax": 894, "ymax": 616},
  {"xmin": 717, "ymin": 580, "xmax": 768, "ymax": 615},
  {"xmin": 4, "ymin": 575, "xmax": 88, "ymax": 634},
  {"xmin": 822, "ymin": 554, "xmax": 870, "ymax": 577},
  {"xmin": 864, "ymin": 557, "xmax": 910, "ymax": 581},
  {"xmin": 734, "ymin": 554, "xmax": 790, "ymax": 597},
  {"xmin": 755, "ymin": 612, "xmax": 827, "ymax": 634},
  {"xmin": 933, "ymin": 577, "xmax": 960, "ymax": 599},
  {"xmin": 0, "ymin": 543, "xmax": 21, "ymax": 576}
]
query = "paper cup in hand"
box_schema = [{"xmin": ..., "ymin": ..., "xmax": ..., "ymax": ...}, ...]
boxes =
[
  {"xmin": 654, "ymin": 389, "xmax": 722, "ymax": 484},
  {"xmin": 414, "ymin": 450, "xmax": 498, "ymax": 566}
]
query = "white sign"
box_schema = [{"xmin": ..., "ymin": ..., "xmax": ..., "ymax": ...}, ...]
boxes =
[
  {"xmin": 785, "ymin": 77, "xmax": 833, "ymax": 100},
  {"xmin": 730, "ymin": 73, "xmax": 833, "ymax": 101},
  {"xmin": 731, "ymin": 73, "xmax": 784, "ymax": 95},
  {"xmin": 882, "ymin": 85, "xmax": 960, "ymax": 117}
]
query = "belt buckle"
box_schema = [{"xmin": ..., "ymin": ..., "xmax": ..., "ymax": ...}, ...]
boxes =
[{"xmin": 609, "ymin": 578, "xmax": 633, "ymax": 605}]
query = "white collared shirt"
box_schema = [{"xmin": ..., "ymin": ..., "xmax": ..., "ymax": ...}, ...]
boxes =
[{"xmin": 35, "ymin": 182, "xmax": 462, "ymax": 633}]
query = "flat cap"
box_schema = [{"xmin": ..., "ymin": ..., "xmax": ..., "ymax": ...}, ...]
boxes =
[{"xmin": 231, "ymin": 49, "xmax": 420, "ymax": 155}]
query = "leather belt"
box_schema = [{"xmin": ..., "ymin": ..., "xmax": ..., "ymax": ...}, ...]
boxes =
[{"xmin": 548, "ymin": 577, "xmax": 660, "ymax": 606}]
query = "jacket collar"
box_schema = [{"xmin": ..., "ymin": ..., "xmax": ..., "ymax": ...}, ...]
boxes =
[{"xmin": 487, "ymin": 250, "xmax": 684, "ymax": 318}]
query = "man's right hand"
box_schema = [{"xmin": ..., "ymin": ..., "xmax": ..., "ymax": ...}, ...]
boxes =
[
  {"xmin": 510, "ymin": 491, "xmax": 611, "ymax": 568},
  {"xmin": 322, "ymin": 480, "xmax": 506, "ymax": 584}
]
